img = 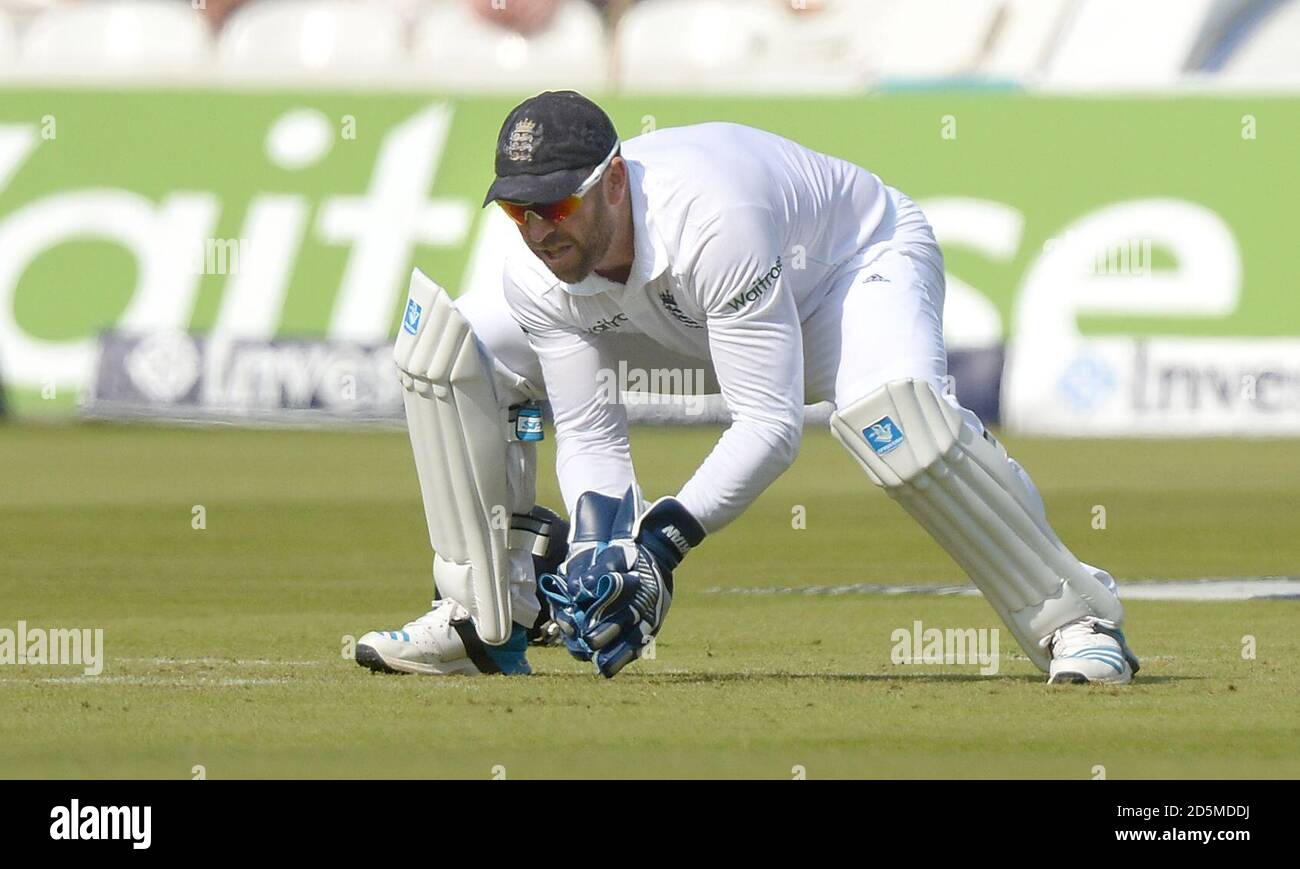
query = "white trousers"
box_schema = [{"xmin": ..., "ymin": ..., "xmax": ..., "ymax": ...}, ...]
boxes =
[{"xmin": 802, "ymin": 190, "xmax": 949, "ymax": 409}]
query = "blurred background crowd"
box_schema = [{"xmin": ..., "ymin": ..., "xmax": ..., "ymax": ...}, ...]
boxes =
[{"xmin": 0, "ymin": 0, "xmax": 1295, "ymax": 90}]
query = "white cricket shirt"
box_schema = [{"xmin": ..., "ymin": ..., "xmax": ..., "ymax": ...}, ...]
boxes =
[{"xmin": 503, "ymin": 122, "xmax": 892, "ymax": 532}]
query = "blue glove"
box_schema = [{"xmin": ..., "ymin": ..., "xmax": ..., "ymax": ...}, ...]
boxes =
[
  {"xmin": 537, "ymin": 491, "xmax": 623, "ymax": 663},
  {"xmin": 538, "ymin": 486, "xmax": 706, "ymax": 678}
]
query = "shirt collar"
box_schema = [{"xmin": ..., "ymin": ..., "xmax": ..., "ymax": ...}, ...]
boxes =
[{"xmin": 560, "ymin": 157, "xmax": 668, "ymax": 297}]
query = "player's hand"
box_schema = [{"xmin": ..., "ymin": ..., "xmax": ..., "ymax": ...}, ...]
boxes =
[
  {"xmin": 538, "ymin": 487, "xmax": 705, "ymax": 678},
  {"xmin": 537, "ymin": 491, "xmax": 623, "ymax": 663}
]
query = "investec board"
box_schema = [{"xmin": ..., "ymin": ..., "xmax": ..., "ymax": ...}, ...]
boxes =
[{"xmin": 0, "ymin": 90, "xmax": 1295, "ymax": 435}]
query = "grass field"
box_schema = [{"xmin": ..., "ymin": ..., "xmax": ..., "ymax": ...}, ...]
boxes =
[{"xmin": 1, "ymin": 422, "xmax": 1297, "ymax": 779}]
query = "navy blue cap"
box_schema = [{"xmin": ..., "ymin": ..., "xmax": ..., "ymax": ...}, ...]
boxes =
[{"xmin": 483, "ymin": 90, "xmax": 618, "ymax": 206}]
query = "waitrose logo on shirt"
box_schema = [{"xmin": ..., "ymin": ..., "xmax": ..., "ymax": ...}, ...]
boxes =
[{"xmin": 724, "ymin": 256, "xmax": 783, "ymax": 313}]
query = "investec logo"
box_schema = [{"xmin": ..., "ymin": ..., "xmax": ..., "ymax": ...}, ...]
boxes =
[
  {"xmin": 0, "ymin": 103, "xmax": 470, "ymax": 395},
  {"xmin": 725, "ymin": 256, "xmax": 782, "ymax": 312}
]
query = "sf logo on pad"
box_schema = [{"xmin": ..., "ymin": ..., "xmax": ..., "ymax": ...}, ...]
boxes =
[
  {"xmin": 402, "ymin": 299, "xmax": 423, "ymax": 335},
  {"xmin": 864, "ymin": 416, "xmax": 904, "ymax": 455}
]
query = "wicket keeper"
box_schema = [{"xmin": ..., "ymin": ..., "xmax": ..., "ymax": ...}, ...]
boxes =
[{"xmin": 357, "ymin": 91, "xmax": 1140, "ymax": 684}]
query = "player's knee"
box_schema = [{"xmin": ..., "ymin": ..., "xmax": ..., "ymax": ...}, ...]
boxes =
[{"xmin": 828, "ymin": 378, "xmax": 952, "ymax": 487}]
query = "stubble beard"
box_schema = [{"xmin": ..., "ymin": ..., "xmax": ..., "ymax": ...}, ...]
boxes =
[{"xmin": 547, "ymin": 199, "xmax": 614, "ymax": 284}]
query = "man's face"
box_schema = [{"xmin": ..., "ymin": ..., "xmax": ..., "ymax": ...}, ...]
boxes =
[{"xmin": 515, "ymin": 180, "xmax": 615, "ymax": 284}]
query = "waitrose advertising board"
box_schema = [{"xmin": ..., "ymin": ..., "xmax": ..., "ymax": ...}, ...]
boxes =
[{"xmin": 0, "ymin": 89, "xmax": 1295, "ymax": 434}]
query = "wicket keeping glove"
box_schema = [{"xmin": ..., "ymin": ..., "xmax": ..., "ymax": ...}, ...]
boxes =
[
  {"xmin": 538, "ymin": 486, "xmax": 706, "ymax": 678},
  {"xmin": 538, "ymin": 489, "xmax": 623, "ymax": 664}
]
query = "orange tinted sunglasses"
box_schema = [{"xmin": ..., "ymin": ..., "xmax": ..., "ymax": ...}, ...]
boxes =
[{"xmin": 498, "ymin": 141, "xmax": 619, "ymax": 226}]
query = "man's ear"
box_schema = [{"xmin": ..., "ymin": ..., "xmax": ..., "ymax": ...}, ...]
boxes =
[{"xmin": 604, "ymin": 156, "xmax": 628, "ymax": 206}]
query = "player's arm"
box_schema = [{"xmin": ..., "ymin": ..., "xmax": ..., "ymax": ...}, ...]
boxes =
[
  {"xmin": 502, "ymin": 273, "xmax": 636, "ymax": 514},
  {"xmin": 504, "ymin": 278, "xmax": 692, "ymax": 678},
  {"xmin": 674, "ymin": 206, "xmax": 805, "ymax": 533}
]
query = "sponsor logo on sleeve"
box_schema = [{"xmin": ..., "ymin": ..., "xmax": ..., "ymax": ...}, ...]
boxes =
[
  {"xmin": 724, "ymin": 256, "xmax": 782, "ymax": 313},
  {"xmin": 659, "ymin": 290, "xmax": 703, "ymax": 329},
  {"xmin": 587, "ymin": 313, "xmax": 629, "ymax": 334}
]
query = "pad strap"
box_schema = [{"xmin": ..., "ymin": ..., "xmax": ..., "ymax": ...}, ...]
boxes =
[{"xmin": 450, "ymin": 618, "xmax": 503, "ymax": 675}]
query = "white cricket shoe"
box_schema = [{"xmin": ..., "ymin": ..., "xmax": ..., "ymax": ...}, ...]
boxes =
[
  {"xmin": 1046, "ymin": 616, "xmax": 1140, "ymax": 684},
  {"xmin": 355, "ymin": 599, "xmax": 531, "ymax": 676}
]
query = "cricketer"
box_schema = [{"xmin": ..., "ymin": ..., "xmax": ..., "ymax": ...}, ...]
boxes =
[{"xmin": 355, "ymin": 91, "xmax": 1140, "ymax": 684}]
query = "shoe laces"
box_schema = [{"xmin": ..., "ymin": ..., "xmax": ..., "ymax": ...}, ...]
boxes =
[
  {"xmin": 1050, "ymin": 616, "xmax": 1118, "ymax": 657},
  {"xmin": 402, "ymin": 599, "xmax": 456, "ymax": 633}
]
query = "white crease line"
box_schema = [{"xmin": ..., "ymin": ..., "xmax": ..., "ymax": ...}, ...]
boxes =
[
  {"xmin": 116, "ymin": 658, "xmax": 327, "ymax": 666},
  {"xmin": 1, "ymin": 675, "xmax": 292, "ymax": 686},
  {"xmin": 701, "ymin": 577, "xmax": 1300, "ymax": 601},
  {"xmin": 1117, "ymin": 578, "xmax": 1300, "ymax": 600}
]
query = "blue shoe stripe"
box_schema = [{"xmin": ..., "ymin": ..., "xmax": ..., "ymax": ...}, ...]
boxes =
[
  {"xmin": 1061, "ymin": 645, "xmax": 1125, "ymax": 657},
  {"xmin": 1063, "ymin": 650, "xmax": 1125, "ymax": 663},
  {"xmin": 1062, "ymin": 651, "xmax": 1124, "ymax": 672}
]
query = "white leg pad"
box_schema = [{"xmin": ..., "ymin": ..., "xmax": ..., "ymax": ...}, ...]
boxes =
[
  {"xmin": 829, "ymin": 379, "xmax": 1123, "ymax": 672},
  {"xmin": 395, "ymin": 269, "xmax": 528, "ymax": 645}
]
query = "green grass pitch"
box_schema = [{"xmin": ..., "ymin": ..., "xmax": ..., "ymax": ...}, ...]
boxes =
[{"xmin": 1, "ymin": 422, "xmax": 1297, "ymax": 779}]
